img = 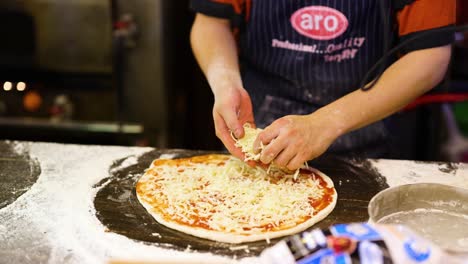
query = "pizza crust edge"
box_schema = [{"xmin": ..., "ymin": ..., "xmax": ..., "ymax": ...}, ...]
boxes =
[{"xmin": 136, "ymin": 157, "xmax": 337, "ymax": 244}]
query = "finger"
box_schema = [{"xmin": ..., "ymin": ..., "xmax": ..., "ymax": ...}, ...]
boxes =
[
  {"xmin": 273, "ymin": 146, "xmax": 297, "ymax": 169},
  {"xmin": 287, "ymin": 148, "xmax": 324, "ymax": 171},
  {"xmin": 213, "ymin": 111, "xmax": 244, "ymax": 159},
  {"xmin": 253, "ymin": 123, "xmax": 282, "ymax": 153},
  {"xmin": 219, "ymin": 106, "xmax": 244, "ymax": 139},
  {"xmin": 286, "ymin": 154, "xmax": 306, "ymax": 171},
  {"xmin": 260, "ymin": 135, "xmax": 288, "ymax": 164},
  {"xmin": 246, "ymin": 160, "xmax": 266, "ymax": 168},
  {"xmin": 238, "ymin": 89, "xmax": 255, "ymax": 128}
]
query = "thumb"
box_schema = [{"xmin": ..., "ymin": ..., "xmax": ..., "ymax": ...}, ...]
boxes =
[{"xmin": 222, "ymin": 108, "xmax": 243, "ymax": 139}]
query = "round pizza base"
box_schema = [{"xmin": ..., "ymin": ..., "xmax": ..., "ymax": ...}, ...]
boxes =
[{"xmin": 136, "ymin": 160, "xmax": 337, "ymax": 244}]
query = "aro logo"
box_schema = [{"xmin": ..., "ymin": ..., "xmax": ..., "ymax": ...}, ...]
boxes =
[{"xmin": 291, "ymin": 6, "xmax": 348, "ymax": 40}]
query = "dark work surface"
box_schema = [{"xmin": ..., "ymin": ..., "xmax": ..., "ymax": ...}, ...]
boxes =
[
  {"xmin": 0, "ymin": 141, "xmax": 41, "ymax": 209},
  {"xmin": 94, "ymin": 149, "xmax": 388, "ymax": 258}
]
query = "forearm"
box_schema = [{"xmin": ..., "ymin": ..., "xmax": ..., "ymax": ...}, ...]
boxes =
[
  {"xmin": 190, "ymin": 14, "xmax": 242, "ymax": 97},
  {"xmin": 317, "ymin": 45, "xmax": 452, "ymax": 138}
]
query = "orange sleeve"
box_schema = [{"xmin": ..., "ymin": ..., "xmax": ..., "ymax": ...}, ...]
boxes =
[
  {"xmin": 398, "ymin": 0, "xmax": 456, "ymax": 36},
  {"xmin": 396, "ymin": 0, "xmax": 456, "ymax": 52},
  {"xmin": 191, "ymin": 0, "xmax": 250, "ymax": 20}
]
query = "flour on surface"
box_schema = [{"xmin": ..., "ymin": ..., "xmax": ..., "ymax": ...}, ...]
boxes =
[
  {"xmin": 0, "ymin": 142, "xmax": 256, "ymax": 264},
  {"xmin": 371, "ymin": 159, "xmax": 468, "ymax": 189}
]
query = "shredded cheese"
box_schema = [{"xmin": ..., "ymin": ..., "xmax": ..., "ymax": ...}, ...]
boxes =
[
  {"xmin": 233, "ymin": 123, "xmax": 305, "ymax": 179},
  {"xmin": 138, "ymin": 156, "xmax": 326, "ymax": 235},
  {"xmin": 233, "ymin": 123, "xmax": 262, "ymax": 162}
]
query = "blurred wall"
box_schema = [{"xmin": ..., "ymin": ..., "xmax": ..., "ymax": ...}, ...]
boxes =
[
  {"xmin": 163, "ymin": 1, "xmax": 222, "ymax": 151},
  {"xmin": 0, "ymin": 0, "xmax": 221, "ymax": 149},
  {"xmin": 114, "ymin": 0, "xmax": 168, "ymax": 147},
  {"xmin": 29, "ymin": 0, "xmax": 112, "ymax": 73},
  {"xmin": 1, "ymin": 0, "xmax": 112, "ymax": 73},
  {"xmin": 0, "ymin": 0, "xmax": 168, "ymax": 147}
]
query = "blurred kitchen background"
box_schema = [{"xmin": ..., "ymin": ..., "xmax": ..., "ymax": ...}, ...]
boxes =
[{"xmin": 0, "ymin": 0, "xmax": 467, "ymax": 162}]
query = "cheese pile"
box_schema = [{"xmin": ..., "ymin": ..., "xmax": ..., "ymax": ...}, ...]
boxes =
[
  {"xmin": 143, "ymin": 157, "xmax": 325, "ymax": 234},
  {"xmin": 233, "ymin": 123, "xmax": 263, "ymax": 162},
  {"xmin": 233, "ymin": 123, "xmax": 304, "ymax": 179}
]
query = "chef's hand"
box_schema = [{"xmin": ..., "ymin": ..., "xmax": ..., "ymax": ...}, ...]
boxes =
[
  {"xmin": 253, "ymin": 112, "xmax": 341, "ymax": 171},
  {"xmin": 191, "ymin": 14, "xmax": 256, "ymax": 163},
  {"xmin": 213, "ymin": 86, "xmax": 255, "ymax": 161}
]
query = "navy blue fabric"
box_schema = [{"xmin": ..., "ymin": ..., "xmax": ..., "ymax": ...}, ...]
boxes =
[
  {"xmin": 238, "ymin": 0, "xmax": 392, "ymax": 153},
  {"xmin": 193, "ymin": 0, "xmax": 396, "ymax": 156}
]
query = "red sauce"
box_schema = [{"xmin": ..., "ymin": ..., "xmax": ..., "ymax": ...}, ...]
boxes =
[
  {"xmin": 144, "ymin": 154, "xmax": 336, "ymax": 233},
  {"xmin": 309, "ymin": 187, "xmax": 335, "ymax": 215}
]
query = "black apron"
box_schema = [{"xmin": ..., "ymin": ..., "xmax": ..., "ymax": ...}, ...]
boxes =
[{"xmin": 238, "ymin": 0, "xmax": 393, "ymax": 157}]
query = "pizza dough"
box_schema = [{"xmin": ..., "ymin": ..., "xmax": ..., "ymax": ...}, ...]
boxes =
[{"xmin": 136, "ymin": 154, "xmax": 337, "ymax": 244}]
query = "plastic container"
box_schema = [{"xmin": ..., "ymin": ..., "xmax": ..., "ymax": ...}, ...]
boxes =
[{"xmin": 259, "ymin": 222, "xmax": 468, "ymax": 264}]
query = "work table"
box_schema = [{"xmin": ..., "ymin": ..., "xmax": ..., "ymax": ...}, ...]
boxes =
[{"xmin": 0, "ymin": 141, "xmax": 466, "ymax": 264}]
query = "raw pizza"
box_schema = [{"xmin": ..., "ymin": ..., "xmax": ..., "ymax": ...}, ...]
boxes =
[{"xmin": 136, "ymin": 154, "xmax": 337, "ymax": 244}]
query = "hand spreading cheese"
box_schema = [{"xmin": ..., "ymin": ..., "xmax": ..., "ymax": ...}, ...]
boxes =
[
  {"xmin": 232, "ymin": 123, "xmax": 305, "ymax": 179},
  {"xmin": 232, "ymin": 123, "xmax": 263, "ymax": 162}
]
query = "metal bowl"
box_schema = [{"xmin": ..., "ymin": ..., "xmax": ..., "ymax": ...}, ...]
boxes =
[{"xmin": 368, "ymin": 183, "xmax": 468, "ymax": 253}]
